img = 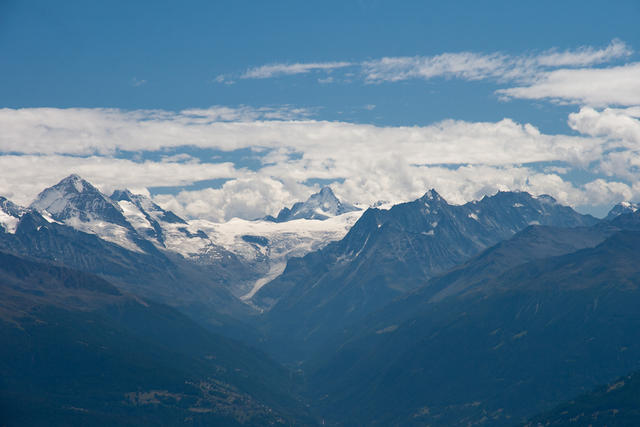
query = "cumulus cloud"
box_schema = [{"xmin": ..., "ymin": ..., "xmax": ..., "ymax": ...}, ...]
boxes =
[
  {"xmin": 568, "ymin": 106, "xmax": 640, "ymax": 144},
  {"xmin": 155, "ymin": 175, "xmax": 311, "ymax": 221},
  {"xmin": 0, "ymin": 155, "xmax": 239, "ymax": 205},
  {"xmin": 241, "ymin": 61, "xmax": 352, "ymax": 79},
  {"xmin": 2, "ymin": 104, "xmax": 640, "ymax": 221},
  {"xmin": 0, "ymin": 107, "xmax": 602, "ymax": 165}
]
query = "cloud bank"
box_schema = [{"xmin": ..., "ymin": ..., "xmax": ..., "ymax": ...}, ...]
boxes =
[{"xmin": 1, "ymin": 104, "xmax": 640, "ymax": 221}]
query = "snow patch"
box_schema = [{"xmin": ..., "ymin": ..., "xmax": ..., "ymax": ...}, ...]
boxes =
[
  {"xmin": 73, "ymin": 179, "xmax": 84, "ymax": 193},
  {"xmin": 65, "ymin": 216, "xmax": 145, "ymax": 253},
  {"xmin": 0, "ymin": 210, "xmax": 19, "ymax": 233}
]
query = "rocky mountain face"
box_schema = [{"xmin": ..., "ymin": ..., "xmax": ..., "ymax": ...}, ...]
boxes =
[
  {"xmin": 254, "ymin": 189, "xmax": 598, "ymax": 361},
  {"xmin": 306, "ymin": 211, "xmax": 640, "ymax": 425},
  {"xmin": 265, "ymin": 186, "xmax": 360, "ymax": 222}
]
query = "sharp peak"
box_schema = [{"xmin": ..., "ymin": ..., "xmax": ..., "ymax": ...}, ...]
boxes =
[
  {"xmin": 60, "ymin": 173, "xmax": 85, "ymax": 183},
  {"xmin": 314, "ymin": 186, "xmax": 336, "ymax": 197},
  {"xmin": 53, "ymin": 174, "xmax": 98, "ymax": 192},
  {"xmin": 420, "ymin": 188, "xmax": 444, "ymax": 202}
]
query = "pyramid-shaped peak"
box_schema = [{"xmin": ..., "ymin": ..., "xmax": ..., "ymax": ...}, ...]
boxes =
[
  {"xmin": 318, "ymin": 186, "xmax": 336, "ymax": 197},
  {"xmin": 420, "ymin": 189, "xmax": 445, "ymax": 202},
  {"xmin": 310, "ymin": 186, "xmax": 339, "ymax": 202},
  {"xmin": 31, "ymin": 174, "xmax": 127, "ymax": 226},
  {"xmin": 55, "ymin": 174, "xmax": 98, "ymax": 194},
  {"xmin": 267, "ymin": 186, "xmax": 360, "ymax": 222}
]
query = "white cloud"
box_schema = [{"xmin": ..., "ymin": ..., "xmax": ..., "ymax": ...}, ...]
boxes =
[
  {"xmin": 362, "ymin": 52, "xmax": 508, "ymax": 82},
  {"xmin": 498, "ymin": 62, "xmax": 640, "ymax": 107},
  {"xmin": 236, "ymin": 40, "xmax": 630, "ymax": 85},
  {"xmin": 0, "ymin": 155, "xmax": 239, "ymax": 206},
  {"xmin": 154, "ymin": 175, "xmax": 310, "ymax": 221},
  {"xmin": 567, "ymin": 107, "xmax": 640, "ymax": 182},
  {"xmin": 2, "ymin": 104, "xmax": 640, "ymax": 221},
  {"xmin": 241, "ymin": 61, "xmax": 352, "ymax": 79},
  {"xmin": 534, "ymin": 39, "xmax": 631, "ymax": 68},
  {"xmin": 0, "ymin": 107, "xmax": 602, "ymax": 166},
  {"xmin": 233, "ymin": 40, "xmax": 636, "ymax": 109},
  {"xmin": 568, "ymin": 106, "xmax": 640, "ymax": 144},
  {"xmin": 359, "ymin": 39, "xmax": 631, "ymax": 83}
]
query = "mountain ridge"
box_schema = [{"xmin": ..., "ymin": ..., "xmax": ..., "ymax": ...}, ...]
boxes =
[{"xmin": 254, "ymin": 188, "xmax": 598, "ymax": 362}]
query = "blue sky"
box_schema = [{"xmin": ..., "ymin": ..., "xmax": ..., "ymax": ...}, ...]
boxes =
[{"xmin": 1, "ymin": 0, "xmax": 640, "ymax": 219}]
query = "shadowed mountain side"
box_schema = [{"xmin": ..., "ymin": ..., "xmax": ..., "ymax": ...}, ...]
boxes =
[
  {"xmin": 0, "ymin": 210, "xmax": 259, "ymax": 340},
  {"xmin": 522, "ymin": 370, "xmax": 640, "ymax": 426},
  {"xmin": 0, "ymin": 252, "xmax": 315, "ymax": 426},
  {"xmin": 254, "ymin": 190, "xmax": 597, "ymax": 362},
  {"xmin": 343, "ymin": 223, "xmax": 618, "ymax": 335},
  {"xmin": 310, "ymin": 226, "xmax": 640, "ymax": 426}
]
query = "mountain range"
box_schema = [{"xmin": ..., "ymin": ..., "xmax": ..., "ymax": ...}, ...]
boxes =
[
  {"xmin": 254, "ymin": 189, "xmax": 598, "ymax": 361},
  {"xmin": 2, "ymin": 174, "xmax": 640, "ymax": 425},
  {"xmin": 307, "ymin": 211, "xmax": 640, "ymax": 425}
]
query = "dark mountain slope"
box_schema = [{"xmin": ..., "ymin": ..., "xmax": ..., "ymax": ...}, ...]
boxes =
[
  {"xmin": 255, "ymin": 190, "xmax": 596, "ymax": 362},
  {"xmin": 0, "ymin": 251, "xmax": 314, "ymax": 426},
  {"xmin": 523, "ymin": 370, "xmax": 640, "ymax": 426},
  {"xmin": 318, "ymin": 222, "xmax": 616, "ymax": 359},
  {"xmin": 311, "ymin": 225, "xmax": 640, "ymax": 426},
  {"xmin": 0, "ymin": 209, "xmax": 257, "ymax": 338}
]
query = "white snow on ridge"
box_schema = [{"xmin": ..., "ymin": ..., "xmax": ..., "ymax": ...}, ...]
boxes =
[
  {"xmin": 65, "ymin": 216, "xmax": 145, "ymax": 253},
  {"xmin": 32, "ymin": 188, "xmax": 71, "ymax": 216},
  {"xmin": 160, "ymin": 222, "xmax": 212, "ymax": 258},
  {"xmin": 191, "ymin": 210, "xmax": 363, "ymax": 297},
  {"xmin": 0, "ymin": 210, "xmax": 19, "ymax": 233},
  {"xmin": 118, "ymin": 201, "xmax": 155, "ymax": 236}
]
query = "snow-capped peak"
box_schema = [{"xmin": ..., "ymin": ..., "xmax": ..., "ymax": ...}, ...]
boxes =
[
  {"xmin": 31, "ymin": 174, "xmax": 127, "ymax": 225},
  {"xmin": 420, "ymin": 189, "xmax": 444, "ymax": 203},
  {"xmin": 0, "ymin": 196, "xmax": 27, "ymax": 233},
  {"xmin": 30, "ymin": 175, "xmax": 145, "ymax": 252},
  {"xmin": 266, "ymin": 186, "xmax": 360, "ymax": 222},
  {"xmin": 111, "ymin": 189, "xmax": 187, "ymax": 225},
  {"xmin": 606, "ymin": 201, "xmax": 640, "ymax": 221}
]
